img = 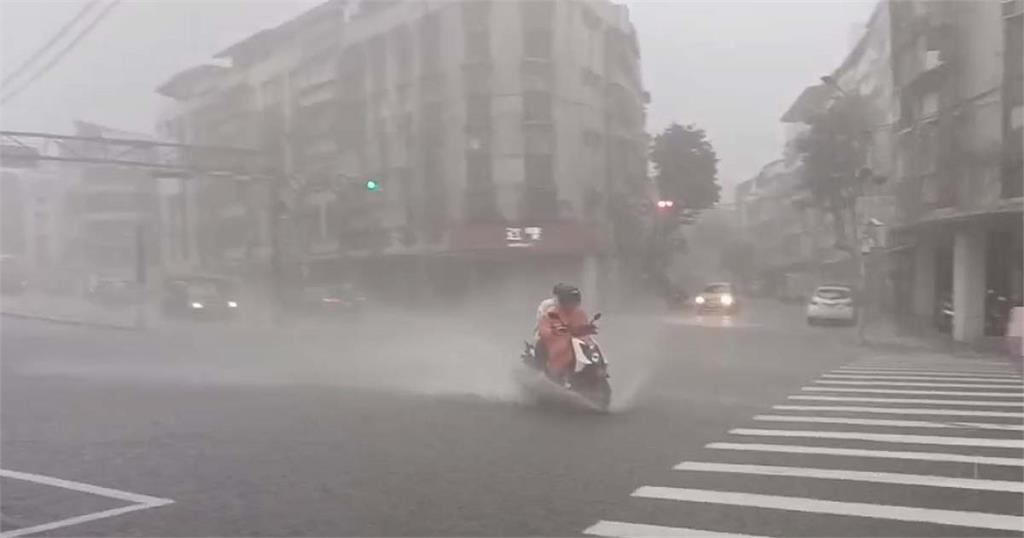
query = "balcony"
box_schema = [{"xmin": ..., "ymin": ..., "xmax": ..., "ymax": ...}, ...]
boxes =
[{"xmin": 1003, "ymin": 0, "xmax": 1023, "ymax": 18}]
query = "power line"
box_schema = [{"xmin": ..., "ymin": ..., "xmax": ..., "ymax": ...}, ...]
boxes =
[
  {"xmin": 1, "ymin": 0, "xmax": 120, "ymax": 106},
  {"xmin": 1, "ymin": 0, "xmax": 101, "ymax": 89}
]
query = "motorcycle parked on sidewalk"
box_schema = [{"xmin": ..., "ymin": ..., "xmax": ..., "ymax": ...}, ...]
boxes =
[{"xmin": 518, "ymin": 313, "xmax": 611, "ymax": 412}]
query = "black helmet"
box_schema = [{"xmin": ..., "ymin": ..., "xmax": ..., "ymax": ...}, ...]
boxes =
[{"xmin": 553, "ymin": 283, "xmax": 581, "ymax": 307}]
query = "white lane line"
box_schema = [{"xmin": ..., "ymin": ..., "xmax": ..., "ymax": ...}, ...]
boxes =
[
  {"xmin": 674, "ymin": 461, "xmax": 1024, "ymax": 493},
  {"xmin": 790, "ymin": 395, "xmax": 1024, "ymax": 407},
  {"xmin": 753, "ymin": 414, "xmax": 1024, "ymax": 431},
  {"xmin": 773, "ymin": 405, "xmax": 1024, "ymax": 418},
  {"xmin": 706, "ymin": 442, "xmax": 1024, "ymax": 466},
  {"xmin": 632, "ymin": 487, "xmax": 1024, "ymax": 531},
  {"xmin": 0, "ymin": 469, "xmax": 171, "ymax": 506},
  {"xmin": 801, "ymin": 386, "xmax": 1024, "ymax": 397},
  {"xmin": 816, "ymin": 380, "xmax": 1024, "ymax": 389},
  {"xmin": 0, "ymin": 504, "xmax": 161, "ymax": 538},
  {"xmin": 584, "ymin": 520, "xmax": 766, "ymax": 538},
  {"xmin": 730, "ymin": 428, "xmax": 1024, "ymax": 448},
  {"xmin": 823, "ymin": 374, "xmax": 1023, "ymax": 382},
  {"xmin": 835, "ymin": 371, "xmax": 1023, "ymax": 380},
  {"xmin": 0, "ymin": 469, "xmax": 173, "ymax": 538}
]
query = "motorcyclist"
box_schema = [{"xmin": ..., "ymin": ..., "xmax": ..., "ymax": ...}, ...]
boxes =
[{"xmin": 538, "ymin": 284, "xmax": 594, "ymax": 385}]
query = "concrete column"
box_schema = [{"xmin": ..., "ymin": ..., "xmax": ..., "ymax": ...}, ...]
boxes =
[
  {"xmin": 911, "ymin": 239, "xmax": 937, "ymax": 317},
  {"xmin": 952, "ymin": 226, "xmax": 987, "ymax": 342}
]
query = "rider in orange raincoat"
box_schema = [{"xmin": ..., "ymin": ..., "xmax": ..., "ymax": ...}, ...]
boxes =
[{"xmin": 538, "ymin": 284, "xmax": 593, "ymax": 383}]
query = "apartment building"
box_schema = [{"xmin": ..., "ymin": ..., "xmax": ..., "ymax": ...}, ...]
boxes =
[
  {"xmin": 742, "ymin": 0, "xmax": 1023, "ymax": 342},
  {"xmin": 156, "ymin": 0, "xmax": 648, "ymax": 306},
  {"xmin": 887, "ymin": 0, "xmax": 1023, "ymax": 342}
]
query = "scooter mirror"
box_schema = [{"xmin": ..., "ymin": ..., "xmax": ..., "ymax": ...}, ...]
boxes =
[{"xmin": 593, "ymin": 313, "xmax": 603, "ymax": 322}]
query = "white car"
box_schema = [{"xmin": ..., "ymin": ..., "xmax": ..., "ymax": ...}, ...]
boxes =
[{"xmin": 806, "ymin": 285, "xmax": 857, "ymax": 326}]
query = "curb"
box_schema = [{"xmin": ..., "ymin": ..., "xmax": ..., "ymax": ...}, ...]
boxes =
[{"xmin": 1, "ymin": 312, "xmax": 140, "ymax": 331}]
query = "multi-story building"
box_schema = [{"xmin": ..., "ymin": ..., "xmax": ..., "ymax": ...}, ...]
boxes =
[
  {"xmin": 60, "ymin": 121, "xmax": 162, "ymax": 282},
  {"xmin": 887, "ymin": 0, "xmax": 1023, "ymax": 342},
  {"xmin": 156, "ymin": 0, "xmax": 648, "ymax": 308},
  {"xmin": 743, "ymin": 0, "xmax": 1022, "ymax": 342}
]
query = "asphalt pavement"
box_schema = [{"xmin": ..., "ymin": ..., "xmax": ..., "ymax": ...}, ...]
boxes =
[{"xmin": 2, "ymin": 301, "xmax": 1021, "ymax": 537}]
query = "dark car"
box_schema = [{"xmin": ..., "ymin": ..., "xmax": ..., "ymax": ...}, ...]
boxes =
[
  {"xmin": 287, "ymin": 283, "xmax": 365, "ymax": 316},
  {"xmin": 694, "ymin": 282, "xmax": 739, "ymax": 314},
  {"xmin": 161, "ymin": 276, "xmax": 239, "ymax": 320}
]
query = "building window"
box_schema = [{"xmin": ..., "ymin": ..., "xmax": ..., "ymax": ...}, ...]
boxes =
[
  {"xmin": 523, "ymin": 154, "xmax": 558, "ymax": 221},
  {"xmin": 465, "ymin": 28, "xmax": 490, "ymax": 63},
  {"xmin": 521, "ymin": 0, "xmax": 554, "ymax": 29},
  {"xmin": 582, "ymin": 129, "xmax": 603, "ymax": 149},
  {"xmin": 462, "ymin": 0, "xmax": 490, "ymax": 29},
  {"xmin": 466, "ymin": 95, "xmax": 490, "ymax": 127},
  {"xmin": 523, "ymin": 91, "xmax": 551, "ymax": 123},
  {"xmin": 523, "ymin": 29, "xmax": 552, "ymax": 60}
]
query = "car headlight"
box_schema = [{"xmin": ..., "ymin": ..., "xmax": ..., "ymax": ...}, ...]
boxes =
[
  {"xmin": 191, "ymin": 302, "xmax": 204, "ymax": 309},
  {"xmin": 227, "ymin": 301, "xmax": 238, "ymax": 308},
  {"xmin": 695, "ymin": 296, "xmax": 706, "ymax": 305},
  {"xmin": 721, "ymin": 294, "xmax": 734, "ymax": 306}
]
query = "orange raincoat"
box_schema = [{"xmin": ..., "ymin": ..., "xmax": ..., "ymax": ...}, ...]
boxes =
[{"xmin": 538, "ymin": 305, "xmax": 591, "ymax": 379}]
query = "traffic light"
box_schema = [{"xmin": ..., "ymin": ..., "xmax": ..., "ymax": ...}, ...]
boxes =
[{"xmin": 365, "ymin": 179, "xmax": 380, "ymax": 192}]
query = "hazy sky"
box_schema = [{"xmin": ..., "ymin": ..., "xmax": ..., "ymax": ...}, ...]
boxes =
[{"xmin": 0, "ymin": 0, "xmax": 874, "ymax": 188}]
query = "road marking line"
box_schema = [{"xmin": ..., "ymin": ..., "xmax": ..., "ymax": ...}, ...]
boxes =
[
  {"xmin": 789, "ymin": 395, "xmax": 1024, "ymax": 407},
  {"xmin": 706, "ymin": 442, "xmax": 1024, "ymax": 466},
  {"xmin": 729, "ymin": 428, "xmax": 1024, "ymax": 448},
  {"xmin": 674, "ymin": 461, "xmax": 1024, "ymax": 492},
  {"xmin": 753, "ymin": 414, "xmax": 1024, "ymax": 431},
  {"xmin": 631, "ymin": 487, "xmax": 1024, "ymax": 531},
  {"xmin": 835, "ymin": 370, "xmax": 1023, "ymax": 379},
  {"xmin": 0, "ymin": 469, "xmax": 173, "ymax": 538},
  {"xmin": 816, "ymin": 380, "xmax": 1024, "ymax": 389},
  {"xmin": 584, "ymin": 520, "xmax": 766, "ymax": 538},
  {"xmin": 822, "ymin": 374, "xmax": 1023, "ymax": 382},
  {"xmin": 772, "ymin": 405, "xmax": 1024, "ymax": 418},
  {"xmin": 841, "ymin": 366, "xmax": 1019, "ymax": 375},
  {"xmin": 802, "ymin": 386, "xmax": 1024, "ymax": 397},
  {"xmin": 0, "ymin": 469, "xmax": 171, "ymax": 506},
  {"xmin": 0, "ymin": 504, "xmax": 161, "ymax": 538}
]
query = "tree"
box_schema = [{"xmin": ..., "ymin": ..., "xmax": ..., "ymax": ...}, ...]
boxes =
[
  {"xmin": 793, "ymin": 93, "xmax": 878, "ymax": 252},
  {"xmin": 650, "ymin": 123, "xmax": 720, "ymax": 211}
]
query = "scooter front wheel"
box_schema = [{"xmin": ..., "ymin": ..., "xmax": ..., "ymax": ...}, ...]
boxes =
[{"xmin": 579, "ymin": 378, "xmax": 611, "ymax": 413}]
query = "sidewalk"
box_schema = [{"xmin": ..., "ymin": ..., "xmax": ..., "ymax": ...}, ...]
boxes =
[
  {"xmin": 852, "ymin": 314, "xmax": 1020, "ymax": 368},
  {"xmin": 1, "ymin": 292, "xmax": 143, "ymax": 330}
]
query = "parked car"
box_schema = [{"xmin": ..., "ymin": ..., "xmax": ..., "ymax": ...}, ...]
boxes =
[
  {"xmin": 695, "ymin": 282, "xmax": 739, "ymax": 315},
  {"xmin": 161, "ymin": 275, "xmax": 239, "ymax": 320},
  {"xmin": 806, "ymin": 285, "xmax": 857, "ymax": 326}
]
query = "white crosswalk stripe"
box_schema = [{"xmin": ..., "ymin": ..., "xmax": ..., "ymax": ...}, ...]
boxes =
[
  {"xmin": 789, "ymin": 394, "xmax": 1024, "ymax": 406},
  {"xmin": 752, "ymin": 414, "xmax": 1024, "ymax": 431},
  {"xmin": 772, "ymin": 404, "xmax": 1024, "ymax": 418},
  {"xmin": 815, "ymin": 379, "xmax": 1024, "ymax": 388},
  {"xmin": 632, "ymin": 487, "xmax": 1024, "ymax": 532},
  {"xmin": 821, "ymin": 373, "xmax": 1024, "ymax": 382},
  {"xmin": 673, "ymin": 461, "xmax": 1024, "ymax": 492},
  {"xmin": 584, "ymin": 356, "xmax": 1024, "ymax": 537},
  {"xmin": 801, "ymin": 386, "xmax": 1023, "ymax": 397}
]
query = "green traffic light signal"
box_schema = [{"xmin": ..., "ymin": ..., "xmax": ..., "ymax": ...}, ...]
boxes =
[{"xmin": 365, "ymin": 179, "xmax": 380, "ymax": 191}]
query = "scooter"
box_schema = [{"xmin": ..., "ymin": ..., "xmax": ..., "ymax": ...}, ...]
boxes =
[{"xmin": 519, "ymin": 313, "xmax": 611, "ymax": 412}]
